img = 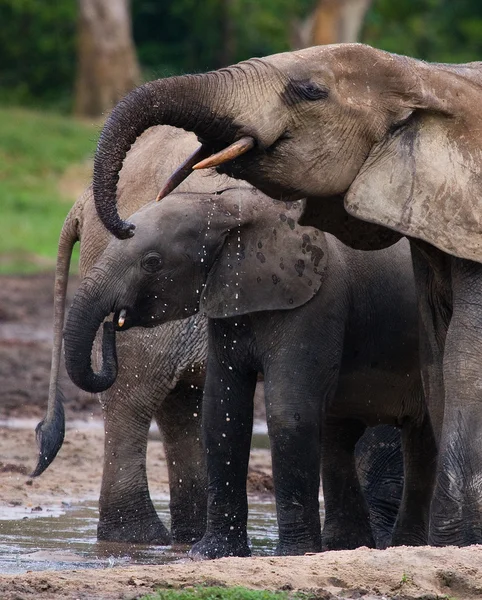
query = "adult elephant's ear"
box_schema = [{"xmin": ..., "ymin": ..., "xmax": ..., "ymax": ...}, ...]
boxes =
[
  {"xmin": 345, "ymin": 103, "xmax": 482, "ymax": 262},
  {"xmin": 200, "ymin": 195, "xmax": 327, "ymax": 319}
]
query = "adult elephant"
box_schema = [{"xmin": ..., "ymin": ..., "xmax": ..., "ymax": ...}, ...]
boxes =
[
  {"xmin": 91, "ymin": 43, "xmax": 482, "ymax": 547},
  {"xmin": 32, "ymin": 126, "xmax": 242, "ymax": 544},
  {"xmin": 62, "ymin": 191, "xmax": 435, "ymax": 557},
  {"xmin": 35, "ymin": 124, "xmax": 403, "ymax": 549}
]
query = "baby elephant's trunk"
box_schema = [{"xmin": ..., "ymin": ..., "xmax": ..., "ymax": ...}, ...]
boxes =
[{"xmin": 63, "ymin": 276, "xmax": 118, "ymax": 393}]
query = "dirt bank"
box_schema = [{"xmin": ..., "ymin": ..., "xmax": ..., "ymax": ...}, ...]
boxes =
[{"xmin": 1, "ymin": 533, "xmax": 481, "ymax": 600}]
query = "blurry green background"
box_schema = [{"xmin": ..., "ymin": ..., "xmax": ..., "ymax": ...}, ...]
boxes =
[{"xmin": 0, "ymin": 0, "xmax": 481, "ymax": 273}]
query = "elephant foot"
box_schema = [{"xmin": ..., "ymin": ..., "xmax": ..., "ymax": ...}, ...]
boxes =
[
  {"xmin": 428, "ymin": 518, "xmax": 482, "ymax": 547},
  {"xmin": 171, "ymin": 523, "xmax": 205, "ymax": 545},
  {"xmin": 276, "ymin": 535, "xmax": 321, "ymax": 556},
  {"xmin": 189, "ymin": 532, "xmax": 251, "ymax": 559},
  {"xmin": 322, "ymin": 523, "xmax": 374, "ymax": 551},
  {"xmin": 275, "ymin": 543, "xmax": 321, "ymax": 556},
  {"xmin": 97, "ymin": 515, "xmax": 171, "ymax": 545},
  {"xmin": 391, "ymin": 524, "xmax": 427, "ymax": 547}
]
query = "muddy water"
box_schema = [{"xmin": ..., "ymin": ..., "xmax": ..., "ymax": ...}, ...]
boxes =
[
  {"xmin": 0, "ymin": 422, "xmax": 279, "ymax": 575},
  {"xmin": 0, "ymin": 497, "xmax": 279, "ymax": 575},
  {"xmin": 0, "ymin": 421, "xmax": 325, "ymax": 575}
]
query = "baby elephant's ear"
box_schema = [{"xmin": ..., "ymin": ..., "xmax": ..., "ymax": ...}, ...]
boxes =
[
  {"xmin": 201, "ymin": 202, "xmax": 327, "ymax": 319},
  {"xmin": 345, "ymin": 111, "xmax": 482, "ymax": 262}
]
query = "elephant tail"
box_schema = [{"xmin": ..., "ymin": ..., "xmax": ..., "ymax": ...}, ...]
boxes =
[{"xmin": 31, "ymin": 200, "xmax": 81, "ymax": 477}]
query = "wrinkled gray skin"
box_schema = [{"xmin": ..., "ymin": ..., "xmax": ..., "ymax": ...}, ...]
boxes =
[
  {"xmin": 91, "ymin": 43, "xmax": 482, "ymax": 547},
  {"xmin": 63, "ymin": 191, "xmax": 436, "ymax": 557},
  {"xmin": 35, "ymin": 125, "xmax": 402, "ymax": 547}
]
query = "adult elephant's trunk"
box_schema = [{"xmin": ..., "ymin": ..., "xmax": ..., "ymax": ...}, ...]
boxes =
[
  {"xmin": 93, "ymin": 72, "xmax": 242, "ymax": 240},
  {"xmin": 64, "ymin": 276, "xmax": 118, "ymax": 393}
]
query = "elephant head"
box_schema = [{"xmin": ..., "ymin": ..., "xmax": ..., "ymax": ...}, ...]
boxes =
[
  {"xmin": 64, "ymin": 188, "xmax": 327, "ymax": 393},
  {"xmin": 93, "ymin": 43, "xmax": 482, "ymax": 261}
]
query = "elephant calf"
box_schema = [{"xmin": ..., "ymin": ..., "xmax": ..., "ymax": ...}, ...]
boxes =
[{"xmin": 61, "ymin": 188, "xmax": 437, "ymax": 558}]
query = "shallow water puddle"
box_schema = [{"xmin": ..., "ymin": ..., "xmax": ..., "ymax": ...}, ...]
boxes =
[
  {"xmin": 0, "ymin": 497, "xmax": 279, "ymax": 575},
  {"xmin": 0, "ymin": 420, "xmax": 307, "ymax": 573}
]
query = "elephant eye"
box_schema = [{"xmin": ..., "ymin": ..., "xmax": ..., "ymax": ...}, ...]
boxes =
[
  {"xmin": 284, "ymin": 79, "xmax": 329, "ymax": 104},
  {"xmin": 141, "ymin": 252, "xmax": 163, "ymax": 273}
]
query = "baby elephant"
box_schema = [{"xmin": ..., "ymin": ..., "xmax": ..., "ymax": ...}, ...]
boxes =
[{"xmin": 63, "ymin": 189, "xmax": 436, "ymax": 558}]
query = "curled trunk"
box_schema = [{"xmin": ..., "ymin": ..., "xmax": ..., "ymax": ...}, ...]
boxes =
[
  {"xmin": 93, "ymin": 71, "xmax": 240, "ymax": 240},
  {"xmin": 64, "ymin": 277, "xmax": 118, "ymax": 393}
]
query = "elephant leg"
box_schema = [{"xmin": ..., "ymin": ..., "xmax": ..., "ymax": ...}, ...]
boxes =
[
  {"xmin": 321, "ymin": 417, "xmax": 374, "ymax": 550},
  {"xmin": 410, "ymin": 243, "xmax": 450, "ymax": 445},
  {"xmin": 355, "ymin": 425, "xmax": 403, "ymax": 549},
  {"xmin": 154, "ymin": 379, "xmax": 206, "ymax": 544},
  {"xmin": 190, "ymin": 321, "xmax": 257, "ymax": 559},
  {"xmin": 98, "ymin": 389, "xmax": 170, "ymax": 544},
  {"xmin": 265, "ymin": 375, "xmax": 323, "ymax": 555},
  {"xmin": 391, "ymin": 409, "xmax": 437, "ymax": 546},
  {"xmin": 430, "ymin": 257, "xmax": 482, "ymax": 546}
]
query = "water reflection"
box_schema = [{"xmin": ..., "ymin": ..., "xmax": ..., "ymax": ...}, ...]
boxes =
[{"xmin": 0, "ymin": 497, "xmax": 279, "ymax": 575}]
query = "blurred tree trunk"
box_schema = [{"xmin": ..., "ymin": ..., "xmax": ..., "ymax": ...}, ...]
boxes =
[
  {"xmin": 292, "ymin": 0, "xmax": 372, "ymax": 48},
  {"xmin": 74, "ymin": 0, "xmax": 141, "ymax": 118},
  {"xmin": 217, "ymin": 0, "xmax": 237, "ymax": 68}
]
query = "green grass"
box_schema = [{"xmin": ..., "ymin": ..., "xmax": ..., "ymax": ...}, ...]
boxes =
[
  {"xmin": 0, "ymin": 106, "xmax": 99, "ymax": 273},
  {"xmin": 141, "ymin": 587, "xmax": 308, "ymax": 600}
]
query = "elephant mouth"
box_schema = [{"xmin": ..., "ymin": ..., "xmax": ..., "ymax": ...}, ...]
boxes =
[
  {"xmin": 113, "ymin": 307, "xmax": 166, "ymax": 331},
  {"xmin": 156, "ymin": 136, "xmax": 257, "ymax": 201},
  {"xmin": 156, "ymin": 131, "xmax": 298, "ymax": 203}
]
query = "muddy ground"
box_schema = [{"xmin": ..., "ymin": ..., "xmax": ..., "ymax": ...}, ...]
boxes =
[{"xmin": 0, "ymin": 273, "xmax": 481, "ymax": 600}]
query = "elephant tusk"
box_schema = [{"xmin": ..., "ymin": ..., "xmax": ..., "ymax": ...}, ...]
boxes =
[
  {"xmin": 156, "ymin": 137, "xmax": 256, "ymax": 201},
  {"xmin": 156, "ymin": 144, "xmax": 213, "ymax": 202},
  {"xmin": 192, "ymin": 136, "xmax": 255, "ymax": 170},
  {"xmin": 117, "ymin": 309, "xmax": 127, "ymax": 328}
]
